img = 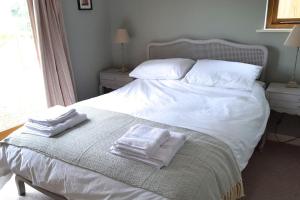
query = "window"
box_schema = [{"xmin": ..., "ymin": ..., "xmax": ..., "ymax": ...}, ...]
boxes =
[
  {"xmin": 266, "ymin": 0, "xmax": 300, "ymax": 29},
  {"xmin": 0, "ymin": 0, "xmax": 47, "ymax": 132}
]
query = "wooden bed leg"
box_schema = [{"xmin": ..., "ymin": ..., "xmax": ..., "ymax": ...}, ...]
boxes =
[{"xmin": 15, "ymin": 175, "xmax": 26, "ymax": 196}]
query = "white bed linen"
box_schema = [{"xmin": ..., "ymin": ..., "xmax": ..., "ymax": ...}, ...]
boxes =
[
  {"xmin": 81, "ymin": 79, "xmax": 270, "ymax": 170},
  {"xmin": 0, "ymin": 79, "xmax": 270, "ymax": 199},
  {"xmin": 0, "ymin": 145, "xmax": 165, "ymax": 200}
]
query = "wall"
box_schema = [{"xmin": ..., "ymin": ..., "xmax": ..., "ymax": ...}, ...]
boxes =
[
  {"xmin": 62, "ymin": 0, "xmax": 112, "ymax": 101},
  {"xmin": 109, "ymin": 0, "xmax": 298, "ymax": 83}
]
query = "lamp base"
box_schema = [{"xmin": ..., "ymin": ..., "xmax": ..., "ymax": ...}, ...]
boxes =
[{"xmin": 286, "ymin": 81, "xmax": 298, "ymax": 88}]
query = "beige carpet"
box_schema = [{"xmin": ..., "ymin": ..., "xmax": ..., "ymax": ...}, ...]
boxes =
[{"xmin": 0, "ymin": 141, "xmax": 299, "ymax": 200}]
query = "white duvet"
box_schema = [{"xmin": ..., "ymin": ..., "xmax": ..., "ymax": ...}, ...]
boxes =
[
  {"xmin": 81, "ymin": 79, "xmax": 270, "ymax": 170},
  {"xmin": 0, "ymin": 79, "xmax": 270, "ymax": 199}
]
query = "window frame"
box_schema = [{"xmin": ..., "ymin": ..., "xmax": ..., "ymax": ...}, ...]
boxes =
[{"xmin": 266, "ymin": 0, "xmax": 300, "ymax": 29}]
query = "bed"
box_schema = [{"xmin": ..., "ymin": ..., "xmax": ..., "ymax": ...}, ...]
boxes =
[{"xmin": 0, "ymin": 38, "xmax": 269, "ymax": 200}]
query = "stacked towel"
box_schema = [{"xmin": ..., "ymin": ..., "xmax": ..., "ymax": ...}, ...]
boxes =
[
  {"xmin": 23, "ymin": 105, "xmax": 87, "ymax": 137},
  {"xmin": 28, "ymin": 106, "xmax": 77, "ymax": 126},
  {"xmin": 114, "ymin": 124, "xmax": 171, "ymax": 158},
  {"xmin": 110, "ymin": 124, "xmax": 186, "ymax": 168}
]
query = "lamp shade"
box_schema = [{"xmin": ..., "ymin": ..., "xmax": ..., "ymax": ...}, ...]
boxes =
[
  {"xmin": 284, "ymin": 25, "xmax": 300, "ymax": 47},
  {"xmin": 114, "ymin": 29, "xmax": 129, "ymax": 44}
]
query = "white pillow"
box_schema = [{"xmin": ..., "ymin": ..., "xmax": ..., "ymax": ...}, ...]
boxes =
[
  {"xmin": 183, "ymin": 59, "xmax": 263, "ymax": 90},
  {"xmin": 129, "ymin": 58, "xmax": 195, "ymax": 80}
]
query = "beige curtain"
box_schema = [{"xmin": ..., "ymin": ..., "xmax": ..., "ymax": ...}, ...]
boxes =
[{"xmin": 27, "ymin": 0, "xmax": 77, "ymax": 107}]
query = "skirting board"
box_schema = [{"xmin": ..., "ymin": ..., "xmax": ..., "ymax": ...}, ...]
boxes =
[{"xmin": 268, "ymin": 133, "xmax": 300, "ymax": 147}]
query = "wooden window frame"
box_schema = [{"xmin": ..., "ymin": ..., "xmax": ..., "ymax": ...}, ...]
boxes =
[{"xmin": 266, "ymin": 0, "xmax": 300, "ymax": 29}]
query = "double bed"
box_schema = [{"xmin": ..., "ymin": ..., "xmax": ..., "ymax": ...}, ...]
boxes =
[{"xmin": 0, "ymin": 39, "xmax": 269, "ymax": 200}]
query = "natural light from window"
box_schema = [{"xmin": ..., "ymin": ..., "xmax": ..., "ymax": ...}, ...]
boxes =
[
  {"xmin": 278, "ymin": 0, "xmax": 300, "ymax": 19},
  {"xmin": 0, "ymin": 0, "xmax": 47, "ymax": 132}
]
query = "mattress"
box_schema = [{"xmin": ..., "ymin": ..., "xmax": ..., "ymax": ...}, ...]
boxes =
[{"xmin": 0, "ymin": 79, "xmax": 270, "ymax": 199}]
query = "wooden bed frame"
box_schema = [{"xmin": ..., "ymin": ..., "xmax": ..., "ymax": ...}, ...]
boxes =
[{"xmin": 4, "ymin": 38, "xmax": 269, "ymax": 199}]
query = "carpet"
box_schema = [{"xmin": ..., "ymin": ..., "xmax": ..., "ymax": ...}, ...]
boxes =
[{"xmin": 242, "ymin": 141, "xmax": 300, "ymax": 200}]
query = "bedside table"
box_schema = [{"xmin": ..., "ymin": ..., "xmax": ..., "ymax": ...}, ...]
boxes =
[
  {"xmin": 266, "ymin": 83, "xmax": 300, "ymax": 115},
  {"xmin": 99, "ymin": 68, "xmax": 134, "ymax": 94}
]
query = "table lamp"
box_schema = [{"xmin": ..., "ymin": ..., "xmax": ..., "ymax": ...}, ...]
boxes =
[
  {"xmin": 114, "ymin": 29, "xmax": 129, "ymax": 72},
  {"xmin": 284, "ymin": 25, "xmax": 300, "ymax": 88}
]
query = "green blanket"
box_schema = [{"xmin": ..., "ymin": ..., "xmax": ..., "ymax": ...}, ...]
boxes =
[{"xmin": 1, "ymin": 107, "xmax": 243, "ymax": 200}]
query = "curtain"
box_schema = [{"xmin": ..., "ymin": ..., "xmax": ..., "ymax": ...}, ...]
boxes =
[{"xmin": 27, "ymin": 0, "xmax": 77, "ymax": 107}]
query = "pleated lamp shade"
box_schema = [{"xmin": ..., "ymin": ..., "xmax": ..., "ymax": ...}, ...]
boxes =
[
  {"xmin": 284, "ymin": 25, "xmax": 300, "ymax": 47},
  {"xmin": 114, "ymin": 29, "xmax": 129, "ymax": 44}
]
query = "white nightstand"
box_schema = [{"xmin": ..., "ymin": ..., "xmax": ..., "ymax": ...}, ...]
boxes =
[
  {"xmin": 99, "ymin": 68, "xmax": 134, "ymax": 94},
  {"xmin": 266, "ymin": 83, "xmax": 300, "ymax": 116}
]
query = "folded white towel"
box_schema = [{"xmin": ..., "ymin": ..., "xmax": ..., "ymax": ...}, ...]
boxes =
[
  {"xmin": 23, "ymin": 113, "xmax": 87, "ymax": 137},
  {"xmin": 111, "ymin": 132, "xmax": 186, "ymax": 169},
  {"xmin": 28, "ymin": 105, "xmax": 77, "ymax": 126},
  {"xmin": 115, "ymin": 124, "xmax": 170, "ymax": 157},
  {"xmin": 150, "ymin": 132, "xmax": 186, "ymax": 166},
  {"xmin": 110, "ymin": 147, "xmax": 164, "ymax": 168}
]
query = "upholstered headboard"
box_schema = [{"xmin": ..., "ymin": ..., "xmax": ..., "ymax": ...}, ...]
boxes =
[{"xmin": 147, "ymin": 38, "xmax": 268, "ymax": 80}]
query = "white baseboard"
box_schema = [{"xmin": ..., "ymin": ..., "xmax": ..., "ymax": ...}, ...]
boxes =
[{"xmin": 268, "ymin": 133, "xmax": 300, "ymax": 147}]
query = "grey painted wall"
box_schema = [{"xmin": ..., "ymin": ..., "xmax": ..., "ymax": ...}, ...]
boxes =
[
  {"xmin": 62, "ymin": 0, "xmax": 112, "ymax": 101},
  {"xmin": 109, "ymin": 0, "xmax": 299, "ymax": 83}
]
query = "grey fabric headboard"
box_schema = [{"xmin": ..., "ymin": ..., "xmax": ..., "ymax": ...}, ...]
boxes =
[{"xmin": 147, "ymin": 38, "xmax": 268, "ymax": 80}]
